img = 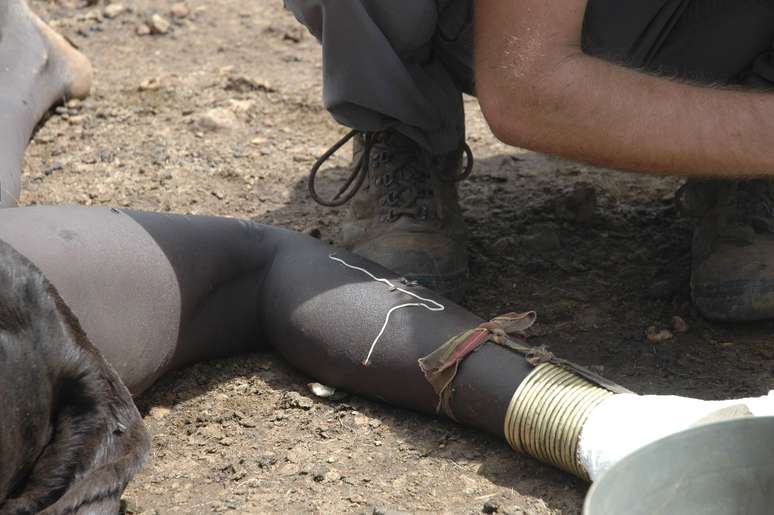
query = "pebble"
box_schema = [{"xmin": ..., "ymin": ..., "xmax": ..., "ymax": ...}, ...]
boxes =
[
  {"xmin": 228, "ymin": 99, "xmax": 255, "ymax": 113},
  {"xmin": 138, "ymin": 77, "xmax": 162, "ymax": 91},
  {"xmin": 136, "ymin": 24, "xmax": 151, "ymax": 36},
  {"xmin": 196, "ymin": 108, "xmax": 240, "ymax": 132},
  {"xmin": 482, "ymin": 500, "xmax": 500, "ymax": 514},
  {"xmin": 170, "ymin": 2, "xmax": 190, "ymax": 18},
  {"xmin": 148, "ymin": 14, "xmax": 170, "ymax": 34},
  {"xmin": 324, "ymin": 470, "xmax": 341, "ymax": 482},
  {"xmin": 45, "ymin": 161, "xmax": 63, "ymax": 176},
  {"xmin": 307, "ymin": 382, "xmax": 336, "ymax": 398},
  {"xmin": 278, "ymin": 391, "xmax": 313, "ymax": 410},
  {"xmin": 672, "ymin": 315, "xmax": 689, "ymax": 334},
  {"xmin": 646, "ymin": 325, "xmax": 673, "ymax": 344},
  {"xmin": 103, "ymin": 3, "xmax": 126, "ymax": 18}
]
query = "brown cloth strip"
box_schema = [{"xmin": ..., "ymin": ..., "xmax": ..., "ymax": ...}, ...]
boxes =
[{"xmin": 418, "ymin": 312, "xmax": 632, "ymax": 420}]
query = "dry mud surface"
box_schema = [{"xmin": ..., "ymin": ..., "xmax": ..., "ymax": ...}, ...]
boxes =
[{"xmin": 25, "ymin": 1, "xmax": 774, "ymax": 513}]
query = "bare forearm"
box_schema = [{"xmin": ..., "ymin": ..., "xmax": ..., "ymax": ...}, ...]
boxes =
[{"xmin": 475, "ymin": 1, "xmax": 774, "ymax": 177}]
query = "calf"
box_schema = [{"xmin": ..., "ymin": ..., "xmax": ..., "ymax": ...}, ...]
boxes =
[{"xmin": 0, "ymin": 240, "xmax": 149, "ymax": 514}]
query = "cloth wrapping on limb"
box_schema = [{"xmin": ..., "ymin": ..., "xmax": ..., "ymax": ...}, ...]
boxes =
[{"xmin": 418, "ymin": 312, "xmax": 632, "ymax": 421}]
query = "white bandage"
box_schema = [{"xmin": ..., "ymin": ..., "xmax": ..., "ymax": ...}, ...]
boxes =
[{"xmin": 578, "ymin": 391, "xmax": 774, "ymax": 481}]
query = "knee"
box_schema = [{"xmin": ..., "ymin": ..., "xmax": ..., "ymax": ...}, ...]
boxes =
[{"xmin": 361, "ymin": 0, "xmax": 437, "ymax": 56}]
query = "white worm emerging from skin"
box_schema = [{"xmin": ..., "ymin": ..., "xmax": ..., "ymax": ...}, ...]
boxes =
[{"xmin": 328, "ymin": 255, "xmax": 445, "ymax": 366}]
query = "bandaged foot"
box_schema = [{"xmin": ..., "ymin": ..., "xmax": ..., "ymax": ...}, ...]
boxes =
[{"xmin": 578, "ymin": 391, "xmax": 774, "ymax": 481}]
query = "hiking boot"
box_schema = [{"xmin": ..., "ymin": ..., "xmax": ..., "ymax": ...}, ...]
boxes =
[
  {"xmin": 678, "ymin": 179, "xmax": 774, "ymax": 321},
  {"xmin": 309, "ymin": 129, "xmax": 471, "ymax": 300}
]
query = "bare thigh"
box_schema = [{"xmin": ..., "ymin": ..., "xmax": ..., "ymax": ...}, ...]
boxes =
[{"xmin": 0, "ymin": 206, "xmax": 268, "ymax": 393}]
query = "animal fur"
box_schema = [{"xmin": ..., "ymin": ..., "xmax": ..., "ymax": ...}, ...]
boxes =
[{"xmin": 0, "ymin": 240, "xmax": 149, "ymax": 514}]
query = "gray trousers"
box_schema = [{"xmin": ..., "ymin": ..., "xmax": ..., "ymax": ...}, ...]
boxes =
[{"xmin": 285, "ymin": 0, "xmax": 774, "ymax": 155}]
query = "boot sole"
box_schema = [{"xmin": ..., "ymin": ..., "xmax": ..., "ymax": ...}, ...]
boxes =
[{"xmin": 692, "ymin": 278, "xmax": 774, "ymax": 321}]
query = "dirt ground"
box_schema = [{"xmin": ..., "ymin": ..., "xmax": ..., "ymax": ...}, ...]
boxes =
[{"xmin": 24, "ymin": 1, "xmax": 774, "ymax": 513}]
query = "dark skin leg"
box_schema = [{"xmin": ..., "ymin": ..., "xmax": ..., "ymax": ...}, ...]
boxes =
[
  {"xmin": 0, "ymin": 206, "xmax": 531, "ymax": 437},
  {"xmin": 0, "ymin": 0, "xmax": 92, "ymax": 207}
]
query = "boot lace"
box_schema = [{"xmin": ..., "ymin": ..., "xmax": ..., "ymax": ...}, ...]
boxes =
[{"xmin": 308, "ymin": 130, "xmax": 473, "ymax": 223}]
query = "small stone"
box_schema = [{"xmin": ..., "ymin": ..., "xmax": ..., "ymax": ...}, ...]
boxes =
[
  {"xmin": 170, "ymin": 2, "xmax": 190, "ymax": 18},
  {"xmin": 138, "ymin": 77, "xmax": 162, "ymax": 91},
  {"xmin": 148, "ymin": 14, "xmax": 170, "ymax": 34},
  {"xmin": 256, "ymin": 453, "xmax": 276, "ymax": 468},
  {"xmin": 672, "ymin": 315, "xmax": 689, "ymax": 334},
  {"xmin": 324, "ymin": 470, "xmax": 341, "ymax": 482},
  {"xmin": 103, "ymin": 3, "xmax": 125, "ymax": 18},
  {"xmin": 196, "ymin": 108, "xmax": 240, "ymax": 132},
  {"xmin": 646, "ymin": 325, "xmax": 673, "ymax": 344},
  {"xmin": 45, "ymin": 161, "xmax": 63, "ymax": 176},
  {"xmin": 228, "ymin": 99, "xmax": 255, "ymax": 113},
  {"xmin": 66, "ymin": 98, "xmax": 82, "ymax": 109},
  {"xmin": 135, "ymin": 24, "xmax": 151, "ymax": 36},
  {"xmin": 149, "ymin": 406, "xmax": 171, "ymax": 420},
  {"xmin": 278, "ymin": 391, "xmax": 313, "ymax": 410},
  {"xmin": 482, "ymin": 500, "xmax": 500, "ymax": 514},
  {"xmin": 83, "ymin": 9, "xmax": 102, "ymax": 22}
]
